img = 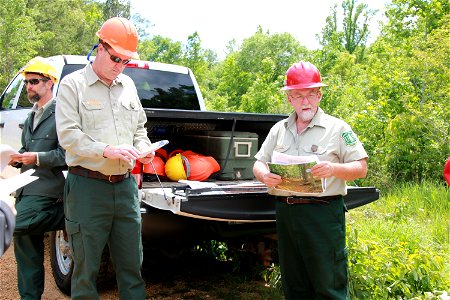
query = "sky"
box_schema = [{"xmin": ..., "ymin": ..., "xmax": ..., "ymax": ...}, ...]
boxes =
[{"xmin": 131, "ymin": 0, "xmax": 389, "ymax": 59}]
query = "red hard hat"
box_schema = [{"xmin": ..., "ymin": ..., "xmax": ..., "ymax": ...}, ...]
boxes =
[
  {"xmin": 282, "ymin": 61, "xmax": 327, "ymax": 90},
  {"xmin": 143, "ymin": 156, "xmax": 166, "ymax": 176}
]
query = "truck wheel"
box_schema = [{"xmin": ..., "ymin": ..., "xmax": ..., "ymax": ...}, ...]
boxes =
[
  {"xmin": 49, "ymin": 230, "xmax": 114, "ymax": 295},
  {"xmin": 50, "ymin": 230, "xmax": 72, "ymax": 296}
]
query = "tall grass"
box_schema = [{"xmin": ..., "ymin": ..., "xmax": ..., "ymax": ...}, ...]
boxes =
[
  {"xmin": 264, "ymin": 181, "xmax": 450, "ymax": 299},
  {"xmin": 347, "ymin": 181, "xmax": 450, "ymax": 299}
]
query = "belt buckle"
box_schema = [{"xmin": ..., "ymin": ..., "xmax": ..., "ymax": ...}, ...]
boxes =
[
  {"xmin": 286, "ymin": 196, "xmax": 295, "ymax": 205},
  {"xmin": 108, "ymin": 175, "xmax": 113, "ymax": 183}
]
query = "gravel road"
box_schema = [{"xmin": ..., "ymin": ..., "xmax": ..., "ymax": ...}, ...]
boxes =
[{"xmin": 0, "ymin": 235, "xmax": 275, "ymax": 299}]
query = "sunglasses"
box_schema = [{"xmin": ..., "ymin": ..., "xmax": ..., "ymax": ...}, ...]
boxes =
[
  {"xmin": 24, "ymin": 78, "xmax": 49, "ymax": 85},
  {"xmin": 102, "ymin": 44, "xmax": 131, "ymax": 65}
]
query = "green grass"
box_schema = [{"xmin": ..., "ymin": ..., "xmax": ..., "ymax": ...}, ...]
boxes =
[
  {"xmin": 347, "ymin": 181, "xmax": 450, "ymax": 299},
  {"xmin": 262, "ymin": 181, "xmax": 449, "ymax": 299}
]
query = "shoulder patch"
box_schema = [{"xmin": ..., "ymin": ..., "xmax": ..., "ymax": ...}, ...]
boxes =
[{"xmin": 342, "ymin": 131, "xmax": 357, "ymax": 146}]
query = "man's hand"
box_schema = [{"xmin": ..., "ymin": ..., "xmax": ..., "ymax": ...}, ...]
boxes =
[
  {"xmin": 9, "ymin": 152, "xmax": 37, "ymax": 165},
  {"xmin": 311, "ymin": 161, "xmax": 335, "ymax": 178},
  {"xmin": 137, "ymin": 153, "xmax": 154, "ymax": 164},
  {"xmin": 260, "ymin": 172, "xmax": 282, "ymax": 188},
  {"xmin": 103, "ymin": 145, "xmax": 140, "ymax": 162}
]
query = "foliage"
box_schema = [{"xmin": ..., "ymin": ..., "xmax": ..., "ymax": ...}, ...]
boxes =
[
  {"xmin": 0, "ymin": 0, "xmax": 449, "ymax": 188},
  {"xmin": 347, "ymin": 181, "xmax": 450, "ymax": 298},
  {"xmin": 0, "ymin": 0, "xmax": 41, "ymax": 88},
  {"xmin": 262, "ymin": 182, "xmax": 450, "ymax": 298}
]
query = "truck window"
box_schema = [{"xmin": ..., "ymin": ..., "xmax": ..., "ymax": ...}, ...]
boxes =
[
  {"xmin": 0, "ymin": 75, "xmax": 29, "ymax": 109},
  {"xmin": 124, "ymin": 68, "xmax": 201, "ymax": 110}
]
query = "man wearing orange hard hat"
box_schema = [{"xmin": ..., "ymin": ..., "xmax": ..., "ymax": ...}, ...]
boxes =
[
  {"xmin": 253, "ymin": 61, "xmax": 368, "ymax": 299},
  {"xmin": 56, "ymin": 17, "xmax": 152, "ymax": 299}
]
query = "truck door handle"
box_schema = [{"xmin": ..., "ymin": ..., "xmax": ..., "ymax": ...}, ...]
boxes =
[
  {"xmin": 19, "ymin": 123, "xmax": 24, "ymax": 129},
  {"xmin": 0, "ymin": 122, "xmax": 4, "ymax": 128}
]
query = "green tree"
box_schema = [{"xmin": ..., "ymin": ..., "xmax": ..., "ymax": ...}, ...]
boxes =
[
  {"xmin": 25, "ymin": 0, "xmax": 103, "ymax": 56},
  {"xmin": 205, "ymin": 27, "xmax": 308, "ymax": 112},
  {"xmin": 0, "ymin": 0, "xmax": 41, "ymax": 88},
  {"xmin": 103, "ymin": 0, "xmax": 130, "ymax": 19},
  {"xmin": 139, "ymin": 36, "xmax": 184, "ymax": 64}
]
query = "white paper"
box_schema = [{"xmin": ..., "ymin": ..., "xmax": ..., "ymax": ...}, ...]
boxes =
[
  {"xmin": 0, "ymin": 144, "xmax": 19, "ymax": 173},
  {"xmin": 0, "ymin": 169, "xmax": 39, "ymax": 197},
  {"xmin": 138, "ymin": 140, "xmax": 169, "ymax": 158},
  {"xmin": 272, "ymin": 151, "xmax": 319, "ymax": 164}
]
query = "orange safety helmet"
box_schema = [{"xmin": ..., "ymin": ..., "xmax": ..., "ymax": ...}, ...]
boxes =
[
  {"xmin": 282, "ymin": 61, "xmax": 327, "ymax": 90},
  {"xmin": 183, "ymin": 151, "xmax": 221, "ymax": 182},
  {"xmin": 165, "ymin": 151, "xmax": 220, "ymax": 182},
  {"xmin": 143, "ymin": 156, "xmax": 166, "ymax": 177},
  {"xmin": 96, "ymin": 17, "xmax": 139, "ymax": 59}
]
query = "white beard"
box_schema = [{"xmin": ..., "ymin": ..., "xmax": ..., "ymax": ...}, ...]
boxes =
[{"xmin": 298, "ymin": 109, "xmax": 316, "ymax": 122}]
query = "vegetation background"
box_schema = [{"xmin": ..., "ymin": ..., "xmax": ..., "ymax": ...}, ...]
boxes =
[{"xmin": 1, "ymin": 0, "xmax": 448, "ymax": 298}]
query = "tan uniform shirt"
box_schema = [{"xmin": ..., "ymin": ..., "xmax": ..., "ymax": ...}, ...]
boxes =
[
  {"xmin": 255, "ymin": 108, "xmax": 368, "ymax": 196},
  {"xmin": 55, "ymin": 63, "xmax": 151, "ymax": 175}
]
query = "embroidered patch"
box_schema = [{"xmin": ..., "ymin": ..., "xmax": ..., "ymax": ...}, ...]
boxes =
[{"xmin": 342, "ymin": 131, "xmax": 357, "ymax": 146}]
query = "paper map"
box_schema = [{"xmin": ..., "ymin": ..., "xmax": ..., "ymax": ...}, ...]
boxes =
[{"xmin": 268, "ymin": 151, "xmax": 325, "ymax": 194}]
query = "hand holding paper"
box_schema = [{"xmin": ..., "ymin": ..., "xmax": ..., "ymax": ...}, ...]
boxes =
[{"xmin": 138, "ymin": 140, "xmax": 169, "ymax": 158}]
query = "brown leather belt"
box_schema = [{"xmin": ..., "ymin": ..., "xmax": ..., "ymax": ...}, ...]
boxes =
[
  {"xmin": 68, "ymin": 166, "xmax": 130, "ymax": 184},
  {"xmin": 277, "ymin": 195, "xmax": 341, "ymax": 205}
]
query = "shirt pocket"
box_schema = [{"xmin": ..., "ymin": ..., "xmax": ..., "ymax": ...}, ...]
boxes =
[
  {"xmin": 303, "ymin": 144, "xmax": 327, "ymax": 156},
  {"xmin": 120, "ymin": 100, "xmax": 140, "ymax": 130},
  {"xmin": 274, "ymin": 144, "xmax": 290, "ymax": 153},
  {"xmin": 81, "ymin": 100, "xmax": 107, "ymax": 129}
]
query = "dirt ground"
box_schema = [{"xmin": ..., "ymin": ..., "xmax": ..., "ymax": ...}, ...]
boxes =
[{"xmin": 0, "ymin": 235, "xmax": 279, "ymax": 299}]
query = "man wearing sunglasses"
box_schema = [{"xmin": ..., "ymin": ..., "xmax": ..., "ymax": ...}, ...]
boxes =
[
  {"xmin": 8, "ymin": 56, "xmax": 66, "ymax": 299},
  {"xmin": 55, "ymin": 17, "xmax": 153, "ymax": 299}
]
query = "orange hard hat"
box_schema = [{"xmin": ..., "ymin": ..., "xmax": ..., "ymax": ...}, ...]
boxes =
[
  {"xmin": 155, "ymin": 148, "xmax": 168, "ymax": 161},
  {"xmin": 96, "ymin": 17, "xmax": 139, "ymax": 59},
  {"xmin": 182, "ymin": 151, "xmax": 220, "ymax": 182},
  {"xmin": 282, "ymin": 61, "xmax": 327, "ymax": 90},
  {"xmin": 143, "ymin": 156, "xmax": 166, "ymax": 176}
]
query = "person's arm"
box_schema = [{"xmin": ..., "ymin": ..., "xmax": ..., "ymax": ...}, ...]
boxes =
[
  {"xmin": 311, "ymin": 158, "xmax": 368, "ymax": 181},
  {"xmin": 253, "ymin": 160, "xmax": 282, "ymax": 188}
]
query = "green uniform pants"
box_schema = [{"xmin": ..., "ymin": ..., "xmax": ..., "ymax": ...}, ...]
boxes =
[
  {"xmin": 276, "ymin": 197, "xmax": 349, "ymax": 300},
  {"xmin": 64, "ymin": 174, "xmax": 145, "ymax": 300},
  {"xmin": 14, "ymin": 195, "xmax": 64, "ymax": 300}
]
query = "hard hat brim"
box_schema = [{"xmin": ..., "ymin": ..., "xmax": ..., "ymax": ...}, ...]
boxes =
[{"xmin": 281, "ymin": 82, "xmax": 328, "ymax": 90}]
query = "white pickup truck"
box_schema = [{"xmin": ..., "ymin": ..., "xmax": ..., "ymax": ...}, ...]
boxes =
[{"xmin": 0, "ymin": 55, "xmax": 379, "ymax": 295}]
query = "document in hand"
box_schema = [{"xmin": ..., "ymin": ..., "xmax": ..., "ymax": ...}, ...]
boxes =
[
  {"xmin": 138, "ymin": 140, "xmax": 169, "ymax": 158},
  {"xmin": 267, "ymin": 151, "xmax": 325, "ymax": 195}
]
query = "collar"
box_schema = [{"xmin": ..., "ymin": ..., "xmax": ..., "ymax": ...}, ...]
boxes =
[
  {"xmin": 32, "ymin": 97, "xmax": 55, "ymax": 113},
  {"xmin": 85, "ymin": 63, "xmax": 124, "ymax": 87}
]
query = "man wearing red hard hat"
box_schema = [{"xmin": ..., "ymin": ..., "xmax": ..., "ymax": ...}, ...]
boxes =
[
  {"xmin": 56, "ymin": 17, "xmax": 153, "ymax": 299},
  {"xmin": 253, "ymin": 61, "xmax": 368, "ymax": 299}
]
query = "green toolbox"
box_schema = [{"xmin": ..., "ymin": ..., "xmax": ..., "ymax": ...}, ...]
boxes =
[{"xmin": 186, "ymin": 131, "xmax": 258, "ymax": 180}]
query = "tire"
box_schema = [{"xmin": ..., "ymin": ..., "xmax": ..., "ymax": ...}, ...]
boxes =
[
  {"xmin": 49, "ymin": 230, "xmax": 114, "ymax": 295},
  {"xmin": 50, "ymin": 230, "xmax": 73, "ymax": 296}
]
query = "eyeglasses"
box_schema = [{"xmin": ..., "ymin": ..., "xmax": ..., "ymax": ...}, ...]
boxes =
[
  {"xmin": 24, "ymin": 78, "xmax": 49, "ymax": 86},
  {"xmin": 287, "ymin": 93, "xmax": 320, "ymax": 102},
  {"xmin": 102, "ymin": 44, "xmax": 131, "ymax": 65}
]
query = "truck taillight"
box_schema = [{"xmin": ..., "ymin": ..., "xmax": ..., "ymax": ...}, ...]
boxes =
[{"xmin": 131, "ymin": 161, "xmax": 143, "ymax": 189}]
